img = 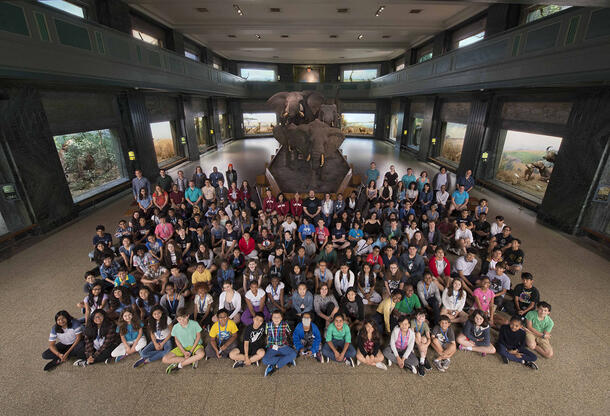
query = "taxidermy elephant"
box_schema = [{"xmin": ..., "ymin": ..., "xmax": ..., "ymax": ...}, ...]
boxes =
[
  {"xmin": 318, "ymin": 104, "xmax": 340, "ymax": 127},
  {"xmin": 272, "ymin": 124, "xmax": 311, "ymax": 166},
  {"xmin": 294, "ymin": 119, "xmax": 345, "ymax": 184},
  {"xmin": 267, "ymin": 91, "xmax": 324, "ymax": 125}
]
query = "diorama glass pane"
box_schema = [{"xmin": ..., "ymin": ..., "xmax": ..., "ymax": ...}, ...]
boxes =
[
  {"xmin": 184, "ymin": 50, "xmax": 199, "ymax": 61},
  {"xmin": 410, "ymin": 117, "xmax": 424, "ymax": 148},
  {"xmin": 343, "ymin": 68, "xmax": 378, "ymax": 82},
  {"xmin": 418, "ymin": 52, "xmax": 433, "ymax": 63},
  {"xmin": 240, "ymin": 68, "xmax": 276, "ymax": 81},
  {"xmin": 150, "ymin": 121, "xmax": 176, "ymax": 165},
  {"xmin": 195, "ymin": 116, "xmax": 213, "ymax": 149},
  {"xmin": 389, "ymin": 114, "xmax": 398, "ymax": 141},
  {"xmin": 132, "ymin": 29, "xmax": 159, "ymax": 46},
  {"xmin": 440, "ymin": 122, "xmax": 467, "ymax": 164},
  {"xmin": 243, "ymin": 113, "xmax": 277, "ymax": 135},
  {"xmin": 458, "ymin": 31, "xmax": 485, "ymax": 48},
  {"xmin": 53, "ymin": 129, "xmax": 126, "ymax": 201},
  {"xmin": 219, "ymin": 114, "xmax": 230, "ymax": 140},
  {"xmin": 39, "ymin": 0, "xmax": 85, "ymax": 18},
  {"xmin": 495, "ymin": 130, "xmax": 562, "ymax": 200},
  {"xmin": 526, "ymin": 5, "xmax": 571, "ymax": 23},
  {"xmin": 341, "ymin": 113, "xmax": 375, "ymax": 136}
]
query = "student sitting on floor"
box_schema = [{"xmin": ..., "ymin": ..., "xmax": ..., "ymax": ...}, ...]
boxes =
[
  {"xmin": 322, "ymin": 313, "xmax": 357, "ymax": 367},
  {"xmin": 457, "ymin": 309, "xmax": 496, "ymax": 356},
  {"xmin": 43, "ymin": 311, "xmax": 84, "ymax": 371},
  {"xmin": 292, "ymin": 312, "xmax": 322, "ymax": 362},
  {"xmin": 525, "ymin": 301, "xmax": 554, "ymax": 359},
  {"xmin": 497, "ymin": 316, "xmax": 538, "ymax": 370},
  {"xmin": 111, "ymin": 307, "xmax": 146, "ymax": 363},
  {"xmin": 192, "ymin": 283, "xmax": 214, "ymax": 330},
  {"xmin": 501, "ymin": 272, "xmax": 539, "ymax": 320},
  {"xmin": 133, "ymin": 306, "xmax": 173, "ymax": 368},
  {"xmin": 74, "ymin": 309, "xmax": 119, "ymax": 367},
  {"xmin": 230, "ymin": 312, "xmax": 267, "ymax": 368},
  {"xmin": 383, "ymin": 315, "xmax": 419, "ymax": 375},
  {"xmin": 411, "ymin": 309, "xmax": 432, "ymax": 375},
  {"xmin": 205, "ymin": 308, "xmax": 239, "ymax": 360},
  {"xmin": 431, "ymin": 315, "xmax": 457, "ymax": 372},
  {"xmin": 262, "ymin": 310, "xmax": 297, "ymax": 377},
  {"xmin": 356, "ymin": 319, "xmax": 387, "ymax": 370},
  {"xmin": 162, "ymin": 307, "xmax": 205, "ymax": 373},
  {"xmin": 440, "ymin": 278, "xmax": 468, "ymax": 324}
]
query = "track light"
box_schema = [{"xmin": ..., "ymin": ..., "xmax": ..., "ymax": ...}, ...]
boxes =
[
  {"xmin": 375, "ymin": 6, "xmax": 385, "ymax": 16},
  {"xmin": 233, "ymin": 4, "xmax": 244, "ymax": 16},
  {"xmin": 256, "ymin": 34, "xmax": 261, "ymax": 40},
  {"xmin": 357, "ymin": 34, "xmax": 364, "ymax": 40}
]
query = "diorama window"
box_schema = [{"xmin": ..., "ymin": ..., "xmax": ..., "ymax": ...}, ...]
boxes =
[
  {"xmin": 341, "ymin": 113, "xmax": 375, "ymax": 136},
  {"xmin": 39, "ymin": 0, "xmax": 85, "ymax": 18},
  {"xmin": 395, "ymin": 63, "xmax": 405, "ymax": 71},
  {"xmin": 494, "ymin": 130, "xmax": 562, "ymax": 200},
  {"xmin": 53, "ymin": 129, "xmax": 127, "ymax": 202},
  {"xmin": 409, "ymin": 117, "xmax": 424, "ymax": 149},
  {"xmin": 458, "ymin": 31, "xmax": 485, "ymax": 48},
  {"xmin": 219, "ymin": 114, "xmax": 231, "ymax": 141},
  {"xmin": 524, "ymin": 5, "xmax": 571, "ymax": 24},
  {"xmin": 439, "ymin": 122, "xmax": 467, "ymax": 166},
  {"xmin": 194, "ymin": 116, "xmax": 214, "ymax": 151},
  {"xmin": 418, "ymin": 52, "xmax": 433, "ymax": 63},
  {"xmin": 243, "ymin": 113, "xmax": 277, "ymax": 136},
  {"xmin": 150, "ymin": 121, "xmax": 177, "ymax": 166},
  {"xmin": 342, "ymin": 68, "xmax": 378, "ymax": 82},
  {"xmin": 389, "ymin": 114, "xmax": 399, "ymax": 141},
  {"xmin": 132, "ymin": 29, "xmax": 160, "ymax": 46},
  {"xmin": 240, "ymin": 68, "xmax": 276, "ymax": 81}
]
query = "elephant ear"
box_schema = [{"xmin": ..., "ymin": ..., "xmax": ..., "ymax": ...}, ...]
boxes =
[
  {"xmin": 303, "ymin": 91, "xmax": 325, "ymax": 116},
  {"xmin": 267, "ymin": 92, "xmax": 289, "ymax": 113}
]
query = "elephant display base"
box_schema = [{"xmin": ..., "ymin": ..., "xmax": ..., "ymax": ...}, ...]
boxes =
[{"xmin": 268, "ymin": 146, "xmax": 350, "ymax": 194}]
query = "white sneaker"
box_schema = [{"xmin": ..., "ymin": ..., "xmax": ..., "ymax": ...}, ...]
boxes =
[
  {"xmin": 375, "ymin": 362, "xmax": 388, "ymax": 371},
  {"xmin": 387, "ymin": 359, "xmax": 392, "ymax": 367},
  {"xmin": 356, "ymin": 359, "xmax": 361, "ymax": 366},
  {"xmin": 73, "ymin": 359, "xmax": 86, "ymax": 367}
]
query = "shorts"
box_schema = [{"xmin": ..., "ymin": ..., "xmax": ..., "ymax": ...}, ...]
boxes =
[
  {"xmin": 170, "ymin": 344, "xmax": 203, "ymax": 357},
  {"xmin": 240, "ymin": 343, "xmax": 266, "ymax": 355},
  {"xmin": 525, "ymin": 332, "xmax": 551, "ymax": 349}
]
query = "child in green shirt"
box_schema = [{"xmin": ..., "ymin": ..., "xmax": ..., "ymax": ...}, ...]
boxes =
[
  {"xmin": 321, "ymin": 313, "xmax": 356, "ymax": 366},
  {"xmin": 525, "ymin": 301, "xmax": 554, "ymax": 358},
  {"xmin": 394, "ymin": 284, "xmax": 422, "ymax": 316}
]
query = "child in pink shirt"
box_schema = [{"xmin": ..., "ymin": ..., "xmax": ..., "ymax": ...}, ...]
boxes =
[{"xmin": 473, "ymin": 276, "xmax": 495, "ymax": 325}]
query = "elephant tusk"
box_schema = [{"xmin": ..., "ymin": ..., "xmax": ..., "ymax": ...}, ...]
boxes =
[
  {"xmin": 299, "ymin": 111, "xmax": 304, "ymax": 117},
  {"xmin": 282, "ymin": 112, "xmax": 288, "ymax": 117},
  {"xmin": 306, "ymin": 153, "xmax": 311, "ymax": 162},
  {"xmin": 288, "ymin": 145, "xmax": 292, "ymax": 152},
  {"xmin": 320, "ymin": 154, "xmax": 325, "ymax": 167}
]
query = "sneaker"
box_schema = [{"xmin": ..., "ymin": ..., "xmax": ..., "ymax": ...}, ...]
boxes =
[
  {"xmin": 406, "ymin": 363, "xmax": 417, "ymax": 374},
  {"xmin": 264, "ymin": 365, "xmax": 276, "ymax": 377},
  {"xmin": 325, "ymin": 356, "xmax": 330, "ymax": 363},
  {"xmin": 423, "ymin": 359, "xmax": 432, "ymax": 370},
  {"xmin": 315, "ymin": 352, "xmax": 323, "ymax": 363},
  {"xmin": 104, "ymin": 358, "xmax": 110, "ymax": 365},
  {"xmin": 375, "ymin": 362, "xmax": 388, "ymax": 371},
  {"xmin": 287, "ymin": 359, "xmax": 297, "ymax": 368},
  {"xmin": 387, "ymin": 359, "xmax": 392, "ymax": 367},
  {"xmin": 481, "ymin": 352, "xmax": 487, "ymax": 357},
  {"xmin": 458, "ymin": 345, "xmax": 466, "ymax": 352},
  {"xmin": 524, "ymin": 361, "xmax": 538, "ymax": 370},
  {"xmin": 44, "ymin": 359, "xmax": 61, "ymax": 371},
  {"xmin": 255, "ymin": 360, "xmax": 260, "ymax": 367},
  {"xmin": 114, "ymin": 355, "xmax": 126, "ymax": 363},
  {"xmin": 133, "ymin": 358, "xmax": 148, "ymax": 368},
  {"xmin": 192, "ymin": 360, "xmax": 198, "ymax": 369},
  {"xmin": 433, "ymin": 360, "xmax": 445, "ymax": 372},
  {"xmin": 356, "ymin": 359, "xmax": 362, "ymax": 366},
  {"xmin": 73, "ymin": 359, "xmax": 85, "ymax": 367},
  {"xmin": 165, "ymin": 363, "xmax": 179, "ymax": 374},
  {"xmin": 345, "ymin": 357, "xmax": 354, "ymax": 367},
  {"xmin": 233, "ymin": 360, "xmax": 245, "ymax": 369},
  {"xmin": 502, "ymin": 356, "xmax": 509, "ymax": 364},
  {"xmin": 441, "ymin": 358, "xmax": 450, "ymax": 369},
  {"xmin": 417, "ymin": 364, "xmax": 426, "ymax": 377}
]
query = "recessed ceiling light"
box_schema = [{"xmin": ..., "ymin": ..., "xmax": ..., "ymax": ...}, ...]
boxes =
[
  {"xmin": 227, "ymin": 34, "xmax": 236, "ymax": 38},
  {"xmin": 409, "ymin": 9, "xmax": 422, "ymax": 14},
  {"xmin": 375, "ymin": 6, "xmax": 385, "ymax": 17},
  {"xmin": 256, "ymin": 34, "xmax": 261, "ymax": 40},
  {"xmin": 281, "ymin": 34, "xmax": 289, "ymax": 38},
  {"xmin": 337, "ymin": 8, "xmax": 349, "ymax": 13},
  {"xmin": 233, "ymin": 4, "xmax": 244, "ymax": 16},
  {"xmin": 329, "ymin": 35, "xmax": 338, "ymax": 38},
  {"xmin": 196, "ymin": 7, "xmax": 208, "ymax": 13},
  {"xmin": 357, "ymin": 34, "xmax": 364, "ymax": 40},
  {"xmin": 269, "ymin": 7, "xmax": 281, "ymax": 13},
  {"xmin": 382, "ymin": 35, "xmax": 391, "ymax": 39}
]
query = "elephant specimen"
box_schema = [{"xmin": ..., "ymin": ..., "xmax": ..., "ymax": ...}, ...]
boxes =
[
  {"xmin": 318, "ymin": 104, "xmax": 340, "ymax": 128},
  {"xmin": 294, "ymin": 119, "xmax": 345, "ymax": 185},
  {"xmin": 267, "ymin": 91, "xmax": 324, "ymax": 125}
]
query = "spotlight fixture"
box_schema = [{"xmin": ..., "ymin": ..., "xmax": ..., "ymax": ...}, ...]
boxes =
[
  {"xmin": 357, "ymin": 34, "xmax": 364, "ymax": 40},
  {"xmin": 409, "ymin": 9, "xmax": 422, "ymax": 14},
  {"xmin": 227, "ymin": 34, "xmax": 236, "ymax": 38},
  {"xmin": 382, "ymin": 35, "xmax": 391, "ymax": 39},
  {"xmin": 196, "ymin": 7, "xmax": 208, "ymax": 13},
  {"xmin": 337, "ymin": 8, "xmax": 349, "ymax": 13},
  {"xmin": 375, "ymin": 6, "xmax": 385, "ymax": 17},
  {"xmin": 281, "ymin": 34, "xmax": 289, "ymax": 38},
  {"xmin": 269, "ymin": 7, "xmax": 281, "ymax": 13},
  {"xmin": 233, "ymin": 4, "xmax": 244, "ymax": 16},
  {"xmin": 256, "ymin": 34, "xmax": 261, "ymax": 40},
  {"xmin": 306, "ymin": 66, "xmax": 312, "ymax": 72},
  {"xmin": 329, "ymin": 34, "xmax": 338, "ymax": 38}
]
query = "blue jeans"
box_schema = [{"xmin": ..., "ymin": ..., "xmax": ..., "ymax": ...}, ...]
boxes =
[
  {"xmin": 139, "ymin": 338, "xmax": 174, "ymax": 362},
  {"xmin": 322, "ymin": 340, "xmax": 356, "ymax": 361},
  {"xmin": 262, "ymin": 345, "xmax": 297, "ymax": 369},
  {"xmin": 496, "ymin": 343, "xmax": 537, "ymax": 363}
]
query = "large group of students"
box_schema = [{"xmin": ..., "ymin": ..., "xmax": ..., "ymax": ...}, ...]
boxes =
[{"xmin": 43, "ymin": 160, "xmax": 555, "ymax": 377}]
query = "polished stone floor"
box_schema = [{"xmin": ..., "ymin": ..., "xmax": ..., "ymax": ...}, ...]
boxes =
[{"xmin": 1, "ymin": 138, "xmax": 608, "ymax": 416}]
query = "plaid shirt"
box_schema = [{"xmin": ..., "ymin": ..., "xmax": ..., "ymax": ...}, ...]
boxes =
[
  {"xmin": 266, "ymin": 322, "xmax": 291, "ymax": 348},
  {"xmin": 85, "ymin": 324, "xmax": 119, "ymax": 359}
]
